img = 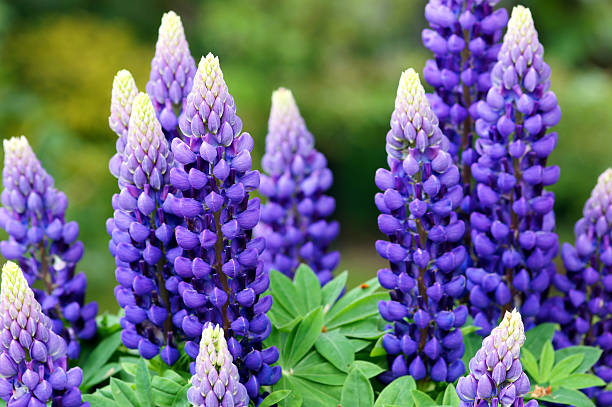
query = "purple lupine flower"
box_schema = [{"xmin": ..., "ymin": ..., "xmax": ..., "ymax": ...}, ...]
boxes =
[
  {"xmin": 255, "ymin": 88, "xmax": 340, "ymax": 285},
  {"xmin": 375, "ymin": 69, "xmax": 467, "ymax": 383},
  {"xmin": 457, "ymin": 309, "xmax": 537, "ymax": 407},
  {"xmin": 0, "ymin": 136, "xmax": 97, "ymax": 360},
  {"xmin": 109, "ymin": 92, "xmax": 183, "ymax": 365},
  {"xmin": 0, "ymin": 261, "xmax": 85, "ymax": 407},
  {"xmin": 423, "ymin": 0, "xmax": 508, "ymax": 164},
  {"xmin": 109, "ymin": 69, "xmax": 139, "ymax": 179},
  {"xmin": 169, "ymin": 53, "xmax": 280, "ymax": 403},
  {"xmin": 541, "ymin": 169, "xmax": 612, "ymax": 405},
  {"xmin": 187, "ymin": 323, "xmax": 249, "ymax": 407},
  {"xmin": 146, "ymin": 10, "xmax": 196, "ymax": 138},
  {"xmin": 467, "ymin": 6, "xmax": 561, "ymax": 335}
]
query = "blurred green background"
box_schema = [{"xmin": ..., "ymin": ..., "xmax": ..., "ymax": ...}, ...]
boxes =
[{"xmin": 0, "ymin": 0, "xmax": 611, "ymax": 312}]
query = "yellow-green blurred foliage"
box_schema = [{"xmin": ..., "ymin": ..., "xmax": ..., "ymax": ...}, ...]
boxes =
[{"xmin": 0, "ymin": 0, "xmax": 611, "ymax": 311}]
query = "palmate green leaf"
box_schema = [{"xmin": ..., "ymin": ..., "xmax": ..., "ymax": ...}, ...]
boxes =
[
  {"xmin": 83, "ymin": 363, "xmax": 121, "ymax": 390},
  {"xmin": 549, "ymin": 354, "xmax": 584, "ymax": 382},
  {"xmin": 315, "ymin": 331, "xmax": 354, "ymax": 372},
  {"xmin": 370, "ymin": 336, "xmax": 386, "ymax": 357},
  {"xmin": 524, "ymin": 323, "xmax": 556, "ymax": 357},
  {"xmin": 341, "ymin": 367, "xmax": 374, "ymax": 407},
  {"xmin": 540, "ymin": 341, "xmax": 555, "ymax": 382},
  {"xmin": 171, "ymin": 384, "xmax": 191, "ymax": 407},
  {"xmin": 275, "ymin": 377, "xmax": 304, "ymax": 407},
  {"xmin": 443, "ymin": 384, "xmax": 460, "ymax": 407},
  {"xmin": 292, "ymin": 351, "xmax": 347, "ymax": 385},
  {"xmin": 135, "ymin": 358, "xmax": 153, "ymax": 407},
  {"xmin": 325, "ymin": 292, "xmax": 388, "ymax": 329},
  {"xmin": 81, "ymin": 330, "xmax": 123, "ymax": 388},
  {"xmin": 321, "ymin": 271, "xmax": 348, "ymax": 313},
  {"xmin": 152, "ymin": 375, "xmax": 186, "ymax": 394},
  {"xmin": 552, "ymin": 373, "xmax": 606, "ymax": 389},
  {"xmin": 287, "ymin": 375, "xmax": 342, "ymax": 407},
  {"xmin": 374, "ymin": 375, "xmax": 416, "ymax": 407},
  {"xmin": 325, "ymin": 277, "xmax": 380, "ymax": 323},
  {"xmin": 259, "ymin": 390, "xmax": 293, "ymax": 407},
  {"xmin": 351, "ymin": 360, "xmax": 385, "ymax": 378},
  {"xmin": 521, "ymin": 348, "xmax": 540, "ymax": 383},
  {"xmin": 411, "ymin": 389, "xmax": 437, "ymax": 407},
  {"xmin": 461, "ymin": 330, "xmax": 482, "ymax": 369},
  {"xmin": 270, "ymin": 270, "xmax": 303, "ymax": 317},
  {"xmin": 337, "ymin": 316, "xmax": 385, "ymax": 339},
  {"xmin": 287, "ymin": 307, "xmax": 324, "ymax": 366},
  {"xmin": 539, "ymin": 387, "xmax": 596, "ymax": 407},
  {"xmin": 110, "ymin": 378, "xmax": 140, "ymax": 407},
  {"xmin": 554, "ymin": 346, "xmax": 603, "ymax": 373},
  {"xmin": 83, "ymin": 392, "xmax": 118, "ymax": 407},
  {"xmin": 268, "ymin": 301, "xmax": 302, "ymax": 331},
  {"xmin": 294, "ymin": 264, "xmax": 322, "ymax": 312},
  {"xmin": 350, "ymin": 338, "xmax": 371, "ymax": 352}
]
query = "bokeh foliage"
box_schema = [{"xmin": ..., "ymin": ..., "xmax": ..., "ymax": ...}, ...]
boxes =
[{"xmin": 0, "ymin": 0, "xmax": 611, "ymax": 311}]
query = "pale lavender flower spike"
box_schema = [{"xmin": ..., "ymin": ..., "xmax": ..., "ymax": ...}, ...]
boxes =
[
  {"xmin": 146, "ymin": 10, "xmax": 196, "ymax": 136},
  {"xmin": 187, "ymin": 323, "xmax": 249, "ymax": 407},
  {"xmin": 456, "ymin": 309, "xmax": 538, "ymax": 407},
  {"xmin": 0, "ymin": 261, "xmax": 85, "ymax": 407}
]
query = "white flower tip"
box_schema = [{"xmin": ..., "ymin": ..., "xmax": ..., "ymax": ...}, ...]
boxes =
[
  {"xmin": 160, "ymin": 10, "xmax": 185, "ymax": 39},
  {"xmin": 507, "ymin": 5, "xmax": 535, "ymax": 38},
  {"xmin": 3, "ymin": 136, "xmax": 32, "ymax": 159},
  {"xmin": 1, "ymin": 261, "xmax": 29, "ymax": 301}
]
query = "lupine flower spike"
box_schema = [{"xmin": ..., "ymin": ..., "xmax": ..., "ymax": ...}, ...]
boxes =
[
  {"xmin": 375, "ymin": 69, "xmax": 467, "ymax": 383},
  {"xmin": 146, "ymin": 10, "xmax": 196, "ymax": 139},
  {"xmin": 169, "ymin": 53, "xmax": 280, "ymax": 402},
  {"xmin": 257, "ymin": 88, "xmax": 340, "ymax": 284},
  {"xmin": 0, "ymin": 136, "xmax": 97, "ymax": 359},
  {"xmin": 544, "ymin": 169, "xmax": 612, "ymax": 405},
  {"xmin": 187, "ymin": 323, "xmax": 249, "ymax": 407},
  {"xmin": 109, "ymin": 92, "xmax": 183, "ymax": 365},
  {"xmin": 468, "ymin": 5, "xmax": 561, "ymax": 335},
  {"xmin": 0, "ymin": 261, "xmax": 85, "ymax": 407},
  {"xmin": 457, "ymin": 309, "xmax": 538, "ymax": 407},
  {"xmin": 109, "ymin": 69, "xmax": 139, "ymax": 179}
]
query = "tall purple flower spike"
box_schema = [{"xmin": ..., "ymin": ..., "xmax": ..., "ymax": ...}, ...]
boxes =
[
  {"xmin": 542, "ymin": 169, "xmax": 612, "ymax": 406},
  {"xmin": 375, "ymin": 69, "xmax": 467, "ymax": 383},
  {"xmin": 170, "ymin": 53, "xmax": 280, "ymax": 402},
  {"xmin": 0, "ymin": 261, "xmax": 85, "ymax": 407},
  {"xmin": 146, "ymin": 10, "xmax": 196, "ymax": 139},
  {"xmin": 467, "ymin": 5, "xmax": 561, "ymax": 335},
  {"xmin": 456, "ymin": 309, "xmax": 538, "ymax": 407},
  {"xmin": 109, "ymin": 69, "xmax": 139, "ymax": 179},
  {"xmin": 0, "ymin": 136, "xmax": 97, "ymax": 360},
  {"xmin": 256, "ymin": 88, "xmax": 340, "ymax": 285},
  {"xmin": 187, "ymin": 323, "xmax": 249, "ymax": 407},
  {"xmin": 109, "ymin": 92, "xmax": 183, "ymax": 365},
  {"xmin": 423, "ymin": 0, "xmax": 508, "ymax": 163}
]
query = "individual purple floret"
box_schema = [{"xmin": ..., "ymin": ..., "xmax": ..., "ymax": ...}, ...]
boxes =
[
  {"xmin": 146, "ymin": 11, "xmax": 196, "ymax": 139},
  {"xmin": 375, "ymin": 68, "xmax": 467, "ymax": 383},
  {"xmin": 169, "ymin": 53, "xmax": 280, "ymax": 402},
  {"xmin": 109, "ymin": 69, "xmax": 139, "ymax": 179},
  {"xmin": 256, "ymin": 88, "xmax": 340, "ymax": 285},
  {"xmin": 467, "ymin": 5, "xmax": 561, "ymax": 335},
  {"xmin": 423, "ymin": 0, "xmax": 508, "ymax": 203},
  {"xmin": 187, "ymin": 323, "xmax": 249, "ymax": 407},
  {"xmin": 0, "ymin": 136, "xmax": 97, "ymax": 360},
  {"xmin": 541, "ymin": 169, "xmax": 612, "ymax": 406},
  {"xmin": 0, "ymin": 261, "xmax": 85, "ymax": 407},
  {"xmin": 456, "ymin": 309, "xmax": 538, "ymax": 407},
  {"xmin": 109, "ymin": 92, "xmax": 183, "ymax": 365}
]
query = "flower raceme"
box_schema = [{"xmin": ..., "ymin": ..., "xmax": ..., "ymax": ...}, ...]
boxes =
[
  {"xmin": 467, "ymin": 5, "xmax": 561, "ymax": 335},
  {"xmin": 256, "ymin": 88, "xmax": 340, "ymax": 284},
  {"xmin": 146, "ymin": 11, "xmax": 196, "ymax": 139},
  {"xmin": 109, "ymin": 92, "xmax": 183, "ymax": 365},
  {"xmin": 544, "ymin": 169, "xmax": 612, "ymax": 405},
  {"xmin": 167, "ymin": 53, "xmax": 280, "ymax": 402},
  {"xmin": 0, "ymin": 136, "xmax": 97, "ymax": 360},
  {"xmin": 0, "ymin": 261, "xmax": 85, "ymax": 407},
  {"xmin": 187, "ymin": 324, "xmax": 249, "ymax": 407},
  {"xmin": 456, "ymin": 309, "xmax": 537, "ymax": 407},
  {"xmin": 376, "ymin": 68, "xmax": 468, "ymax": 383}
]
